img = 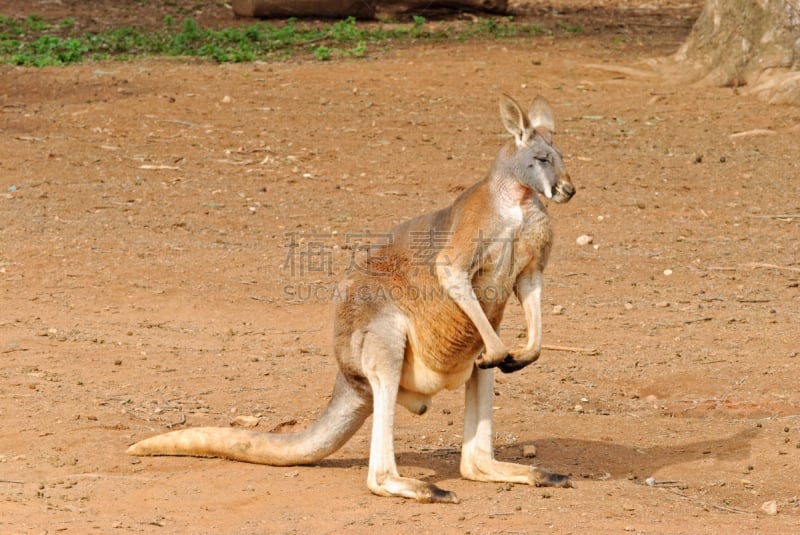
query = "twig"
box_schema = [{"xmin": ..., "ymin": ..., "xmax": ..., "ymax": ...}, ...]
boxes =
[
  {"xmin": 57, "ymin": 473, "xmax": 151, "ymax": 481},
  {"xmin": 748, "ymin": 213, "xmax": 800, "ymax": 219},
  {"xmin": 708, "ymin": 263, "xmax": 800, "ymax": 274},
  {"xmin": 684, "ymin": 317, "xmax": 714, "ymax": 324},
  {"xmin": 165, "ymin": 412, "xmax": 186, "ymax": 430},
  {"xmin": 709, "ymin": 503, "xmax": 754, "ymax": 515},
  {"xmin": 139, "ymin": 164, "xmax": 181, "ymax": 171},
  {"xmin": 543, "ymin": 344, "xmax": 598, "ymax": 355},
  {"xmin": 0, "ymin": 479, "xmax": 26, "ymax": 484},
  {"xmin": 160, "ymin": 119, "xmax": 194, "ymax": 127},
  {"xmin": 729, "ymin": 129, "xmax": 777, "ymax": 139},
  {"xmin": 665, "ymin": 488, "xmax": 754, "ymax": 514},
  {"xmin": 744, "ymin": 262, "xmax": 800, "ymax": 273}
]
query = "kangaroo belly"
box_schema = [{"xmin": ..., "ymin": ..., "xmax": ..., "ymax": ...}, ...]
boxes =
[{"xmin": 398, "ymin": 290, "xmax": 505, "ymax": 395}]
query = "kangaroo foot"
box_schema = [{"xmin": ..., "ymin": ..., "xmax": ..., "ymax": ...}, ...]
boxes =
[{"xmin": 369, "ymin": 475, "xmax": 460, "ymax": 504}]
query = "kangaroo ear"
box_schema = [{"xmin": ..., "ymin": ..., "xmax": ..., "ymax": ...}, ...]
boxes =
[
  {"xmin": 529, "ymin": 96, "xmax": 555, "ymax": 142},
  {"xmin": 499, "ymin": 94, "xmax": 531, "ymax": 145}
]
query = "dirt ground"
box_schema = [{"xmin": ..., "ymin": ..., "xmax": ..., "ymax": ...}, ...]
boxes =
[{"xmin": 1, "ymin": 1, "xmax": 799, "ymax": 533}]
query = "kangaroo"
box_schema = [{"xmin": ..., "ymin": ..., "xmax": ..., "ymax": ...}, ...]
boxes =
[{"xmin": 127, "ymin": 94, "xmax": 576, "ymax": 503}]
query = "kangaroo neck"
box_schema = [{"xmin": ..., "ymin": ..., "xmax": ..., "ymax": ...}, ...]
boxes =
[{"xmin": 488, "ymin": 173, "xmax": 544, "ymax": 214}]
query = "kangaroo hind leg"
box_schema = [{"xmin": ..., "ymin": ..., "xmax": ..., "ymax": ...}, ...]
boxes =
[
  {"xmin": 358, "ymin": 319, "xmax": 459, "ymax": 503},
  {"xmin": 460, "ymin": 366, "xmax": 573, "ymax": 488}
]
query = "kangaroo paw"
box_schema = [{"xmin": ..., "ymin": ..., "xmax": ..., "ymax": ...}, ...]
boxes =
[
  {"xmin": 497, "ymin": 349, "xmax": 541, "ymax": 374},
  {"xmin": 475, "ymin": 352, "xmax": 514, "ymax": 370}
]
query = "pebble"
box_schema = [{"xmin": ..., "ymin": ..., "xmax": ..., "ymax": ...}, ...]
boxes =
[
  {"xmin": 663, "ymin": 269, "xmax": 673, "ymax": 276},
  {"xmin": 552, "ymin": 305, "xmax": 565, "ymax": 315},
  {"xmin": 523, "ymin": 445, "xmax": 537, "ymax": 458},
  {"xmin": 231, "ymin": 415, "xmax": 260, "ymax": 428},
  {"xmin": 761, "ymin": 500, "xmax": 778, "ymax": 515},
  {"xmin": 576, "ymin": 234, "xmax": 593, "ymax": 246},
  {"xmin": 655, "ymin": 301, "xmax": 670, "ymax": 308}
]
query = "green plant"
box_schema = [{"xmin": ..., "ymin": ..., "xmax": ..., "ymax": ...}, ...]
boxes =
[
  {"xmin": 0, "ymin": 15, "xmax": 25, "ymax": 36},
  {"xmin": 313, "ymin": 45, "xmax": 331, "ymax": 61},
  {"xmin": 59, "ymin": 17, "xmax": 76, "ymax": 31},
  {"xmin": 0, "ymin": 14, "xmax": 558, "ymax": 66},
  {"xmin": 556, "ymin": 23, "xmax": 584, "ymax": 34},
  {"xmin": 24, "ymin": 14, "xmax": 49, "ymax": 32}
]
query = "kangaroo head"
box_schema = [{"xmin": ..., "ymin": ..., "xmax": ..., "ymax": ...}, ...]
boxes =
[{"xmin": 496, "ymin": 94, "xmax": 575, "ymax": 204}]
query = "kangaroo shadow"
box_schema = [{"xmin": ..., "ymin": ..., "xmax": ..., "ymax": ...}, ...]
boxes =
[
  {"xmin": 508, "ymin": 426, "xmax": 760, "ymax": 481},
  {"xmin": 318, "ymin": 426, "xmax": 760, "ymax": 483}
]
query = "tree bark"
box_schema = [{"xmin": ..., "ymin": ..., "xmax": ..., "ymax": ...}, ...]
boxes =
[
  {"xmin": 232, "ymin": 0, "xmax": 508, "ymax": 20},
  {"xmin": 675, "ymin": 0, "xmax": 800, "ymax": 104}
]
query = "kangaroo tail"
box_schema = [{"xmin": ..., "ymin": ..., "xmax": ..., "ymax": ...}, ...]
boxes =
[{"xmin": 126, "ymin": 373, "xmax": 371, "ymax": 466}]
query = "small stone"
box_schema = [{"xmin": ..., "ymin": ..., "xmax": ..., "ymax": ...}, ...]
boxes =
[
  {"xmin": 663, "ymin": 269, "xmax": 673, "ymax": 276},
  {"xmin": 523, "ymin": 445, "xmax": 537, "ymax": 458},
  {"xmin": 231, "ymin": 415, "xmax": 260, "ymax": 428},
  {"xmin": 576, "ymin": 234, "xmax": 593, "ymax": 246},
  {"xmin": 655, "ymin": 301, "xmax": 670, "ymax": 308},
  {"xmin": 624, "ymin": 302, "xmax": 634, "ymax": 310},
  {"xmin": 552, "ymin": 305, "xmax": 565, "ymax": 315},
  {"xmin": 761, "ymin": 500, "xmax": 778, "ymax": 515},
  {"xmin": 573, "ymin": 404, "xmax": 584, "ymax": 413},
  {"xmin": 645, "ymin": 476, "xmax": 656, "ymax": 486},
  {"xmin": 221, "ymin": 95, "xmax": 232, "ymax": 103}
]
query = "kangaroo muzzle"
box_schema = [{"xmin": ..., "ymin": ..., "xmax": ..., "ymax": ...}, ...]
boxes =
[{"xmin": 552, "ymin": 179, "xmax": 576, "ymax": 203}]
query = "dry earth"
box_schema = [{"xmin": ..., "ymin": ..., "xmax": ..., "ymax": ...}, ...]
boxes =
[{"xmin": 1, "ymin": 1, "xmax": 799, "ymax": 534}]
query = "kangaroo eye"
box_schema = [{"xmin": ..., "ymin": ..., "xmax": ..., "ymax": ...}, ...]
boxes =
[{"xmin": 535, "ymin": 156, "xmax": 549, "ymax": 163}]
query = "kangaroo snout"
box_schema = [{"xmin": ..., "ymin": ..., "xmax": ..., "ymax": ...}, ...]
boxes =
[{"xmin": 553, "ymin": 180, "xmax": 575, "ymax": 203}]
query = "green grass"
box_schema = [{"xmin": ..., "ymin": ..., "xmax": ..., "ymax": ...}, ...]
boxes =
[{"xmin": 0, "ymin": 14, "xmax": 551, "ymax": 66}]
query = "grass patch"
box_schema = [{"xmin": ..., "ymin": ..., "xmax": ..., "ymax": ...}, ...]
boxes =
[{"xmin": 0, "ymin": 14, "xmax": 551, "ymax": 66}]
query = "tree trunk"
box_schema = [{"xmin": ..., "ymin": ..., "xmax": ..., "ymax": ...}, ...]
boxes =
[
  {"xmin": 232, "ymin": 0, "xmax": 508, "ymax": 19},
  {"xmin": 675, "ymin": 0, "xmax": 800, "ymax": 104}
]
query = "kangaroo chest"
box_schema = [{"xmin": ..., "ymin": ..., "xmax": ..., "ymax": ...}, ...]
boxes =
[{"xmin": 471, "ymin": 207, "xmax": 552, "ymax": 289}]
